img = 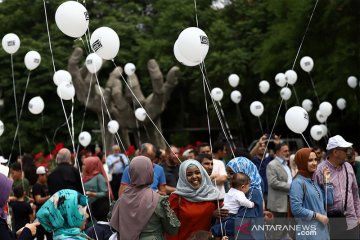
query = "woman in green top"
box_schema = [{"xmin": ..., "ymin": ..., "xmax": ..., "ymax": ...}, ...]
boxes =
[
  {"xmin": 82, "ymin": 156, "xmax": 112, "ymax": 206},
  {"xmin": 110, "ymin": 156, "xmax": 180, "ymax": 240}
]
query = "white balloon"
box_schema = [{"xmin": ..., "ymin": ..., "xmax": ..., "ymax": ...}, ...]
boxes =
[
  {"xmin": 319, "ymin": 124, "xmax": 328, "ymax": 137},
  {"xmin": 285, "ymin": 70, "xmax": 298, "ymax": 85},
  {"xmin": 228, "ymin": 74, "xmax": 240, "ymax": 88},
  {"xmin": 177, "ymin": 27, "xmax": 209, "ymax": 64},
  {"xmin": 2, "ymin": 33, "xmax": 20, "ymax": 54},
  {"xmin": 300, "ymin": 56, "xmax": 314, "ymax": 72},
  {"xmin": 319, "ymin": 101, "xmax": 332, "ymax": 117},
  {"xmin": 90, "ymin": 27, "xmax": 120, "ymax": 60},
  {"xmin": 107, "ymin": 120, "xmax": 119, "ymax": 134},
  {"xmin": 310, "ymin": 125, "xmax": 323, "ymax": 141},
  {"xmin": 57, "ymin": 82, "xmax": 75, "ymax": 100},
  {"xmin": 211, "ymin": 87, "xmax": 224, "ymax": 101},
  {"xmin": 275, "ymin": 73, "xmax": 286, "ymax": 87},
  {"xmin": 336, "ymin": 98, "xmax": 346, "ymax": 110},
  {"xmin": 250, "ymin": 101, "xmax": 264, "ymax": 117},
  {"xmin": 28, "ymin": 96, "xmax": 45, "ymax": 115},
  {"xmin": 55, "ymin": 1, "xmax": 89, "ymax": 38},
  {"xmin": 285, "ymin": 106, "xmax": 309, "ymax": 134},
  {"xmin": 230, "ymin": 90, "xmax": 241, "ymax": 104},
  {"xmin": 0, "ymin": 121, "xmax": 4, "ymax": 136},
  {"xmin": 53, "ymin": 70, "xmax": 72, "ymax": 86},
  {"xmin": 347, "ymin": 76, "xmax": 358, "ymax": 89},
  {"xmin": 24, "ymin": 51, "xmax": 41, "ymax": 71},
  {"xmin": 280, "ymin": 87, "xmax": 292, "ymax": 101},
  {"xmin": 124, "ymin": 63, "xmax": 136, "ymax": 76},
  {"xmin": 173, "ymin": 40, "xmax": 198, "ymax": 67},
  {"xmin": 135, "ymin": 108, "xmax": 147, "ymax": 121},
  {"xmin": 259, "ymin": 80, "xmax": 270, "ymax": 94},
  {"xmin": 316, "ymin": 110, "xmax": 327, "ymax": 123},
  {"xmin": 79, "ymin": 131, "xmax": 91, "ymax": 147},
  {"xmin": 85, "ymin": 53, "xmax": 102, "ymax": 74},
  {"xmin": 301, "ymin": 99, "xmax": 313, "ymax": 112}
]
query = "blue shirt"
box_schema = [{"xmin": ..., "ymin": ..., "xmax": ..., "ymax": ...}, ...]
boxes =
[
  {"xmin": 106, "ymin": 153, "xmax": 129, "ymax": 174},
  {"xmin": 121, "ymin": 163, "xmax": 166, "ymax": 191},
  {"xmin": 252, "ymin": 155, "xmax": 273, "ymax": 193}
]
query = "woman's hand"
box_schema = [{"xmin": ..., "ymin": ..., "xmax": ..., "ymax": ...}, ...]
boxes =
[
  {"xmin": 17, "ymin": 222, "xmax": 40, "ymax": 236},
  {"xmin": 85, "ymin": 191, "xmax": 97, "ymax": 198},
  {"xmin": 323, "ymin": 167, "xmax": 331, "ymax": 183},
  {"xmin": 316, "ymin": 213, "xmax": 329, "ymax": 225},
  {"xmin": 213, "ymin": 208, "xmax": 229, "ymax": 219},
  {"xmin": 264, "ymin": 211, "xmax": 274, "ymax": 221}
]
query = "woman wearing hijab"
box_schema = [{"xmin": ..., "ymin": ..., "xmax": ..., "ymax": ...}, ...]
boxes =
[
  {"xmin": 110, "ymin": 156, "xmax": 180, "ymax": 240},
  {"xmin": 212, "ymin": 157, "xmax": 265, "ymax": 239},
  {"xmin": 167, "ymin": 160, "xmax": 220, "ymax": 240},
  {"xmin": 36, "ymin": 189, "xmax": 89, "ymax": 240},
  {"xmin": 82, "ymin": 156, "xmax": 111, "ymax": 206},
  {"xmin": 289, "ymin": 148, "xmax": 333, "ymax": 239},
  {"xmin": 0, "ymin": 173, "xmax": 39, "ymax": 240}
]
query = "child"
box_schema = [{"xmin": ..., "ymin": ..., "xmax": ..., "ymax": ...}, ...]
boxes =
[
  {"xmin": 10, "ymin": 162, "xmax": 30, "ymax": 199},
  {"xmin": 9, "ymin": 186, "xmax": 34, "ymax": 232},
  {"xmin": 223, "ymin": 172, "xmax": 254, "ymax": 214},
  {"xmin": 85, "ymin": 196, "xmax": 114, "ymax": 240}
]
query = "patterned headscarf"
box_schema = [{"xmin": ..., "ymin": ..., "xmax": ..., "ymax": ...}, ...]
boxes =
[
  {"xmin": 0, "ymin": 173, "xmax": 13, "ymax": 220},
  {"xmin": 227, "ymin": 157, "xmax": 262, "ymax": 192},
  {"xmin": 36, "ymin": 189, "xmax": 89, "ymax": 240},
  {"xmin": 174, "ymin": 159, "xmax": 219, "ymax": 202}
]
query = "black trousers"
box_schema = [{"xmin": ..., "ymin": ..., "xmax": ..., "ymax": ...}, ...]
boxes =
[
  {"xmin": 36, "ymin": 224, "xmax": 53, "ymax": 240},
  {"xmin": 111, "ymin": 173, "xmax": 122, "ymax": 200}
]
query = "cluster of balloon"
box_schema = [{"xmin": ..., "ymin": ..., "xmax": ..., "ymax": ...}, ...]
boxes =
[
  {"xmin": 259, "ymin": 80, "xmax": 270, "ymax": 94},
  {"xmin": 24, "ymin": 51, "xmax": 41, "ymax": 71},
  {"xmin": 285, "ymin": 106, "xmax": 309, "ymax": 134},
  {"xmin": 85, "ymin": 53, "xmax": 103, "ymax": 74},
  {"xmin": 90, "ymin": 27, "xmax": 120, "ymax": 60},
  {"xmin": 300, "ymin": 56, "xmax": 314, "ymax": 72},
  {"xmin": 211, "ymin": 88, "xmax": 224, "ymax": 102},
  {"xmin": 250, "ymin": 101, "xmax": 264, "ymax": 117},
  {"xmin": 28, "ymin": 96, "xmax": 45, "ymax": 115},
  {"xmin": 173, "ymin": 27, "xmax": 209, "ymax": 66},
  {"xmin": 135, "ymin": 108, "xmax": 147, "ymax": 121},
  {"xmin": 275, "ymin": 73, "xmax": 286, "ymax": 87},
  {"xmin": 336, "ymin": 98, "xmax": 346, "ymax": 110},
  {"xmin": 316, "ymin": 110, "xmax": 327, "ymax": 123},
  {"xmin": 280, "ymin": 87, "xmax": 292, "ymax": 101},
  {"xmin": 301, "ymin": 99, "xmax": 313, "ymax": 112},
  {"xmin": 57, "ymin": 82, "xmax": 75, "ymax": 100},
  {"xmin": 107, "ymin": 120, "xmax": 119, "ymax": 134},
  {"xmin": 0, "ymin": 121, "xmax": 4, "ymax": 136},
  {"xmin": 347, "ymin": 76, "xmax": 358, "ymax": 89},
  {"xmin": 285, "ymin": 70, "xmax": 297, "ymax": 85},
  {"xmin": 55, "ymin": 1, "xmax": 89, "ymax": 38},
  {"xmin": 2, "ymin": 33, "xmax": 20, "ymax": 54},
  {"xmin": 316, "ymin": 101, "xmax": 332, "ymax": 123},
  {"xmin": 228, "ymin": 74, "xmax": 240, "ymax": 88},
  {"xmin": 53, "ymin": 70, "xmax": 72, "ymax": 86},
  {"xmin": 79, "ymin": 131, "xmax": 91, "ymax": 147},
  {"xmin": 310, "ymin": 125, "xmax": 324, "ymax": 141},
  {"xmin": 124, "ymin": 63, "xmax": 136, "ymax": 76},
  {"xmin": 230, "ymin": 90, "xmax": 241, "ymax": 104}
]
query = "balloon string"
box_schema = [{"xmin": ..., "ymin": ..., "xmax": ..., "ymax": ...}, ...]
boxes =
[
  {"xmin": 199, "ymin": 62, "xmax": 236, "ymax": 159},
  {"xmin": 79, "ymin": 37, "xmax": 90, "ymax": 55},
  {"xmin": 291, "ymin": 85, "xmax": 300, "ymax": 106},
  {"xmin": 193, "ymin": 0, "xmax": 199, "ymax": 28},
  {"xmin": 257, "ymin": 117, "xmax": 264, "ymax": 134},
  {"xmin": 291, "ymin": 0, "xmax": 319, "ymax": 70},
  {"xmin": 128, "ymin": 75, "xmax": 142, "ymax": 147},
  {"xmin": 59, "ymin": 98, "xmax": 76, "ymax": 153},
  {"xmin": 8, "ymin": 72, "xmax": 31, "ymax": 163},
  {"xmin": 308, "ymin": 73, "xmax": 320, "ymax": 105},
  {"xmin": 301, "ymin": 133, "xmax": 311, "ymax": 148},
  {"xmin": 42, "ymin": 0, "xmax": 56, "ymax": 73},
  {"xmin": 111, "ymin": 60, "xmax": 182, "ymax": 164},
  {"xmin": 201, "ymin": 65, "xmax": 213, "ymax": 154},
  {"xmin": 218, "ymin": 101, "xmax": 236, "ymax": 150}
]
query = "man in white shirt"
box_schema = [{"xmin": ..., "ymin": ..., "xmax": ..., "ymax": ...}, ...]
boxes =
[{"xmin": 211, "ymin": 141, "xmax": 228, "ymax": 199}]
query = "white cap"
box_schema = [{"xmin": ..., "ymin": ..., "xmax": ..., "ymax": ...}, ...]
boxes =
[
  {"xmin": 0, "ymin": 156, "xmax": 8, "ymax": 164},
  {"xmin": 36, "ymin": 166, "xmax": 47, "ymax": 175},
  {"xmin": 326, "ymin": 135, "xmax": 353, "ymax": 150}
]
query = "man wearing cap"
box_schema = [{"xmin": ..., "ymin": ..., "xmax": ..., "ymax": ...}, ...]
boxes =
[
  {"xmin": 314, "ymin": 135, "xmax": 360, "ymax": 239},
  {"xmin": 32, "ymin": 166, "xmax": 52, "ymax": 240},
  {"xmin": 47, "ymin": 148, "xmax": 83, "ymax": 195}
]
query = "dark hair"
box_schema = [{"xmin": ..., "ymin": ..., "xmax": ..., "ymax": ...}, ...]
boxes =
[
  {"xmin": 212, "ymin": 141, "xmax": 226, "ymax": 154},
  {"xmin": 231, "ymin": 172, "xmax": 250, "ymax": 189},
  {"xmin": 233, "ymin": 148, "xmax": 251, "ymax": 159},
  {"xmin": 196, "ymin": 153, "xmax": 212, "ymax": 164},
  {"xmin": 187, "ymin": 230, "xmax": 213, "ymax": 240},
  {"xmin": 274, "ymin": 142, "xmax": 288, "ymax": 153},
  {"xmin": 13, "ymin": 185, "xmax": 24, "ymax": 198},
  {"xmin": 96, "ymin": 152, "xmax": 104, "ymax": 160},
  {"xmin": 91, "ymin": 197, "xmax": 110, "ymax": 221},
  {"xmin": 10, "ymin": 162, "xmax": 21, "ymax": 171}
]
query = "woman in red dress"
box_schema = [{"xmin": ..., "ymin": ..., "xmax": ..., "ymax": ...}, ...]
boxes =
[{"xmin": 167, "ymin": 160, "xmax": 220, "ymax": 240}]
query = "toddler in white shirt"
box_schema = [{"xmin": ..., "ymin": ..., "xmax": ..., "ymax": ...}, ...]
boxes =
[{"xmin": 223, "ymin": 172, "xmax": 254, "ymax": 214}]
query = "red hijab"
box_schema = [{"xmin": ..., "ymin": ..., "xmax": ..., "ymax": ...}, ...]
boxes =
[{"xmin": 294, "ymin": 148, "xmax": 314, "ymax": 178}]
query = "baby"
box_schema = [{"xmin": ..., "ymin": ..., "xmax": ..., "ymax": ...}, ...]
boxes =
[{"xmin": 223, "ymin": 172, "xmax": 254, "ymax": 214}]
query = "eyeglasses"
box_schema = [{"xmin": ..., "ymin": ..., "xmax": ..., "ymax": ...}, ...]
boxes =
[{"xmin": 335, "ymin": 148, "xmax": 353, "ymax": 155}]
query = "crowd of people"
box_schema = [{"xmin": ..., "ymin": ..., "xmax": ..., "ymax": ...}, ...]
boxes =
[{"xmin": 1, "ymin": 134, "xmax": 360, "ymax": 239}]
